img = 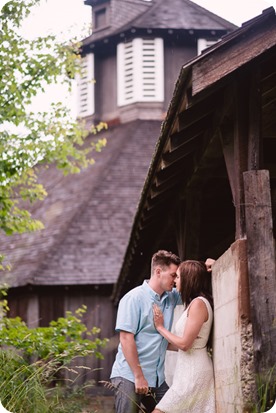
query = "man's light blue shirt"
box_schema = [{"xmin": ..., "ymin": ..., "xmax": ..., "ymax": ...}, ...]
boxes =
[{"xmin": 110, "ymin": 280, "xmax": 181, "ymax": 387}]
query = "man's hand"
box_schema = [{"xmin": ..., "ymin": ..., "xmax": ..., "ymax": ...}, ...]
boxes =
[{"xmin": 134, "ymin": 374, "xmax": 149, "ymax": 395}]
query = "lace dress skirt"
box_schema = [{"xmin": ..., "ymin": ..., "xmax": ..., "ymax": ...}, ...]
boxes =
[{"xmin": 156, "ymin": 297, "xmax": 215, "ymax": 413}]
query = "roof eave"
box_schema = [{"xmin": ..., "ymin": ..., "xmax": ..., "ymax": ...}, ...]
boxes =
[{"xmin": 112, "ymin": 6, "xmax": 276, "ymax": 303}]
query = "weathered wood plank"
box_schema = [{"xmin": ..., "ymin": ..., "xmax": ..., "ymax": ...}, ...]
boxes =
[
  {"xmin": 64, "ymin": 290, "xmax": 117, "ymax": 385},
  {"xmin": 248, "ymin": 68, "xmax": 261, "ymax": 170},
  {"xmin": 243, "ymin": 169, "xmax": 276, "ymax": 373},
  {"xmin": 220, "ymin": 77, "xmax": 249, "ymax": 239},
  {"xmin": 192, "ymin": 11, "xmax": 276, "ymax": 95},
  {"xmin": 170, "ymin": 115, "xmax": 210, "ymax": 150},
  {"xmin": 162, "ymin": 132, "xmax": 202, "ymax": 166},
  {"xmin": 178, "ymin": 92, "xmax": 221, "ymax": 130}
]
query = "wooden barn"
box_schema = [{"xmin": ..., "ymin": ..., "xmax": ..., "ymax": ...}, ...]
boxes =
[
  {"xmin": 113, "ymin": 7, "xmax": 276, "ymax": 412},
  {"xmin": 1, "ymin": 0, "xmax": 236, "ymax": 387}
]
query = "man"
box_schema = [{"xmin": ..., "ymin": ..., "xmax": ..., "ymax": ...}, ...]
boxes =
[{"xmin": 110, "ymin": 250, "xmax": 181, "ymax": 413}]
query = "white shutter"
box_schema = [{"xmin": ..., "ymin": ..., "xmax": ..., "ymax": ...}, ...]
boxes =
[
  {"xmin": 117, "ymin": 38, "xmax": 164, "ymax": 106},
  {"xmin": 117, "ymin": 40, "xmax": 135, "ymax": 106},
  {"xmin": 197, "ymin": 38, "xmax": 218, "ymax": 55},
  {"xmin": 141, "ymin": 38, "xmax": 164, "ymax": 102},
  {"xmin": 76, "ymin": 53, "xmax": 95, "ymax": 117}
]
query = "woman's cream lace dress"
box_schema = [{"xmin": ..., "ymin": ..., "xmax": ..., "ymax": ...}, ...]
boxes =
[{"xmin": 156, "ymin": 297, "xmax": 215, "ymax": 413}]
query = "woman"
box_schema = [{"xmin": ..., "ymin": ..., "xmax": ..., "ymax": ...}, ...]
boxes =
[{"xmin": 152, "ymin": 260, "xmax": 215, "ymax": 413}]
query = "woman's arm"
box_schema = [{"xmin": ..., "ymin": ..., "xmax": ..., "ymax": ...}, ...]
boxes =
[
  {"xmin": 167, "ymin": 343, "xmax": 178, "ymax": 351},
  {"xmin": 153, "ymin": 299, "xmax": 208, "ymax": 351}
]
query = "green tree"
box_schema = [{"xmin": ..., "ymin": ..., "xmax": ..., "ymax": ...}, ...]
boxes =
[{"xmin": 0, "ymin": 0, "xmax": 106, "ymax": 238}]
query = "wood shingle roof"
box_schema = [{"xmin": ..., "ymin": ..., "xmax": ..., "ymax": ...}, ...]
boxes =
[
  {"xmin": 120, "ymin": 0, "xmax": 237, "ymax": 31},
  {"xmin": 1, "ymin": 120, "xmax": 161, "ymax": 287},
  {"xmin": 82, "ymin": 0, "xmax": 236, "ymax": 46}
]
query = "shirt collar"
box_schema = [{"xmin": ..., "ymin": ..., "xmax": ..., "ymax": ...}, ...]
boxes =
[{"xmin": 142, "ymin": 279, "xmax": 169, "ymax": 301}]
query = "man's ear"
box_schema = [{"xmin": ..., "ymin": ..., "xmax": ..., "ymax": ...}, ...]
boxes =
[{"xmin": 155, "ymin": 266, "xmax": 162, "ymax": 277}]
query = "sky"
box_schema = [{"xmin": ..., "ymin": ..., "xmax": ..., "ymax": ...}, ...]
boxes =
[
  {"xmin": 0, "ymin": 0, "xmax": 275, "ymax": 116},
  {"xmin": 193, "ymin": 0, "xmax": 275, "ymax": 26},
  {"xmin": 3, "ymin": 0, "xmax": 273, "ymax": 36}
]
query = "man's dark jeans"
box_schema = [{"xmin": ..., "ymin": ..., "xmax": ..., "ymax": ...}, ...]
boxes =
[{"xmin": 110, "ymin": 377, "xmax": 169, "ymax": 413}]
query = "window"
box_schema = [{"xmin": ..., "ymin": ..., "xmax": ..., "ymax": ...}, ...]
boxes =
[
  {"xmin": 117, "ymin": 38, "xmax": 164, "ymax": 106},
  {"xmin": 95, "ymin": 8, "xmax": 107, "ymax": 29},
  {"xmin": 197, "ymin": 38, "xmax": 218, "ymax": 55},
  {"xmin": 76, "ymin": 53, "xmax": 95, "ymax": 118}
]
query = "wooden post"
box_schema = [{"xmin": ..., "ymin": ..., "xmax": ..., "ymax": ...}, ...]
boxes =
[
  {"xmin": 220, "ymin": 79, "xmax": 249, "ymax": 240},
  {"xmin": 243, "ymin": 169, "xmax": 276, "ymax": 373},
  {"xmin": 248, "ymin": 67, "xmax": 261, "ymax": 171}
]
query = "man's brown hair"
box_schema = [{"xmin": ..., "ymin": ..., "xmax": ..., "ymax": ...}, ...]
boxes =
[{"xmin": 151, "ymin": 250, "xmax": 181, "ymax": 274}]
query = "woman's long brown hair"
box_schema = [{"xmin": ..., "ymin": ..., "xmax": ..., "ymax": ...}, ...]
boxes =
[
  {"xmin": 178, "ymin": 260, "xmax": 213, "ymax": 309},
  {"xmin": 178, "ymin": 260, "xmax": 214, "ymax": 350}
]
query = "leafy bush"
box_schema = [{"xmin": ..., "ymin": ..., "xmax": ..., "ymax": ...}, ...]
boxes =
[
  {"xmin": 0, "ymin": 304, "xmax": 107, "ymax": 363},
  {"xmin": 0, "ymin": 292, "xmax": 108, "ymax": 412}
]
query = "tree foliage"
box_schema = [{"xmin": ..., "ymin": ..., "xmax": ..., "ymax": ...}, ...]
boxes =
[
  {"xmin": 0, "ymin": 0, "xmax": 106, "ymax": 237},
  {"xmin": 0, "ymin": 290, "xmax": 108, "ymax": 412}
]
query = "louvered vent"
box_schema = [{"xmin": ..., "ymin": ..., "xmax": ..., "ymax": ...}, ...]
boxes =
[
  {"xmin": 76, "ymin": 53, "xmax": 95, "ymax": 118},
  {"xmin": 197, "ymin": 38, "xmax": 218, "ymax": 55},
  {"xmin": 117, "ymin": 38, "xmax": 164, "ymax": 106}
]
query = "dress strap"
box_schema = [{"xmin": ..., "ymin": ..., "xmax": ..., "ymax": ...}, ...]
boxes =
[{"xmin": 187, "ymin": 296, "xmax": 212, "ymax": 322}]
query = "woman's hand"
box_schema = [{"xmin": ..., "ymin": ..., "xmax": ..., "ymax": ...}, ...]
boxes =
[
  {"xmin": 153, "ymin": 304, "xmax": 164, "ymax": 330},
  {"xmin": 205, "ymin": 258, "xmax": 215, "ymax": 272}
]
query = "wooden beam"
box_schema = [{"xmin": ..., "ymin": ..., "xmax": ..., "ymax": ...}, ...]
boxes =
[
  {"xmin": 170, "ymin": 113, "xmax": 212, "ymax": 150},
  {"xmin": 220, "ymin": 76, "xmax": 249, "ymax": 239},
  {"xmin": 261, "ymin": 72, "xmax": 276, "ymax": 99},
  {"xmin": 150, "ymin": 175, "xmax": 180, "ymax": 197},
  {"xmin": 243, "ymin": 169, "xmax": 276, "ymax": 374},
  {"xmin": 192, "ymin": 10, "xmax": 276, "ymax": 95},
  {"xmin": 138, "ymin": 187, "xmax": 177, "ymax": 229},
  {"xmin": 219, "ymin": 119, "xmax": 236, "ymax": 202},
  {"xmin": 248, "ymin": 68, "xmax": 262, "ymax": 170},
  {"xmin": 233, "ymin": 76, "xmax": 249, "ymax": 239},
  {"xmin": 155, "ymin": 157, "xmax": 190, "ymax": 186},
  {"xmin": 178, "ymin": 92, "xmax": 220, "ymax": 131},
  {"xmin": 260, "ymin": 48, "xmax": 276, "ymax": 80},
  {"xmin": 162, "ymin": 132, "xmax": 203, "ymax": 166},
  {"xmin": 145, "ymin": 186, "xmax": 178, "ymax": 210}
]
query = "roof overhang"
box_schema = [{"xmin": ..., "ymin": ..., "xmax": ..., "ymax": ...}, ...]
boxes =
[{"xmin": 112, "ymin": 7, "xmax": 276, "ymax": 303}]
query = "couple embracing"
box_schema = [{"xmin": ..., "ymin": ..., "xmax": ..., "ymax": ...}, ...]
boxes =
[{"xmin": 110, "ymin": 250, "xmax": 215, "ymax": 413}]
